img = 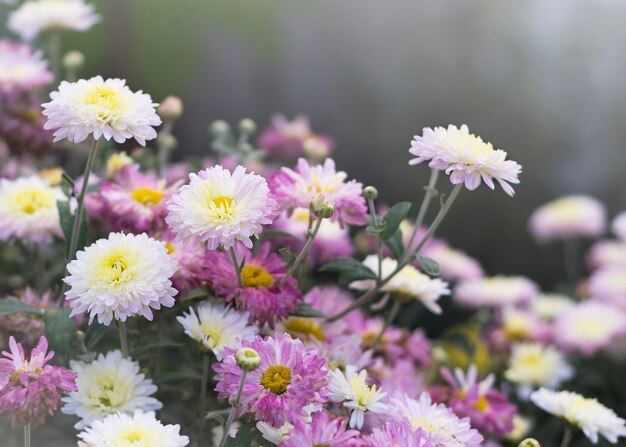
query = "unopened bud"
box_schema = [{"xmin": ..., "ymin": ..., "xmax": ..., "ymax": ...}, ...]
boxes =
[
  {"xmin": 315, "ymin": 204, "xmax": 335, "ymax": 219},
  {"xmin": 157, "ymin": 132, "xmax": 178, "ymax": 150},
  {"xmin": 303, "ymin": 136, "xmax": 330, "ymax": 161},
  {"xmin": 75, "ymin": 330, "xmax": 86, "ymax": 343},
  {"xmin": 157, "ymin": 96, "xmax": 183, "ymax": 122},
  {"xmin": 210, "ymin": 120, "xmax": 230, "ymax": 136},
  {"xmin": 238, "ymin": 118, "xmax": 257, "ymax": 135},
  {"xmin": 239, "ymin": 143, "xmax": 253, "ymax": 154},
  {"xmin": 518, "ymin": 439, "xmax": 540, "ymax": 447},
  {"xmin": 62, "ymin": 51, "xmax": 84, "ymax": 71},
  {"xmin": 235, "ymin": 348, "xmax": 261, "ymax": 371},
  {"xmin": 363, "ymin": 186, "xmax": 378, "ymax": 201},
  {"xmin": 309, "ymin": 194, "xmax": 326, "ymax": 214}
]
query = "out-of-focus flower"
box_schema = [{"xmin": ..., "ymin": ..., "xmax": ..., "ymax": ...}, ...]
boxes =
[
  {"xmin": 530, "ymin": 294, "xmax": 574, "ymax": 321},
  {"xmin": 105, "ymin": 151, "xmax": 134, "ymax": 179},
  {"xmin": 505, "ymin": 415, "xmax": 532, "ymax": 443},
  {"xmin": 0, "ymin": 89, "xmax": 53, "ymax": 157},
  {"xmin": 499, "ymin": 307, "xmax": 551, "ymax": 342},
  {"xmin": 0, "ymin": 336, "xmax": 76, "ymax": 427},
  {"xmin": 409, "ymin": 124, "xmax": 521, "ymax": 196},
  {"xmin": 9, "ymin": 0, "xmax": 100, "ymax": 41},
  {"xmin": 454, "ymin": 276, "xmax": 538, "ymax": 308},
  {"xmin": 214, "ymin": 334, "xmax": 328, "ymax": 426},
  {"xmin": 280, "ymin": 410, "xmax": 363, "ymax": 447},
  {"xmin": 0, "ymin": 175, "xmax": 64, "ymax": 243},
  {"xmin": 421, "ymin": 242, "xmax": 484, "ymax": 282},
  {"xmin": 157, "ymin": 96, "xmax": 183, "ymax": 122},
  {"xmin": 505, "ymin": 343, "xmax": 572, "ymax": 390},
  {"xmin": 376, "ymin": 358, "xmax": 426, "ymax": 400},
  {"xmin": 588, "ymin": 266, "xmax": 626, "ymax": 310},
  {"xmin": 256, "ymin": 421, "xmax": 293, "ymax": 445},
  {"xmin": 76, "ymin": 410, "xmax": 189, "ymax": 447},
  {"xmin": 166, "ymin": 165, "xmax": 277, "ymax": 250},
  {"xmin": 587, "ymin": 240, "xmax": 626, "ymax": 271},
  {"xmin": 528, "ymin": 195, "xmax": 606, "ymax": 242},
  {"xmin": 64, "ymin": 232, "xmax": 178, "ymax": 325},
  {"xmin": 42, "ymin": 76, "xmax": 161, "ymax": 145},
  {"xmin": 257, "ymin": 114, "xmax": 334, "ymax": 160},
  {"xmin": 530, "ymin": 388, "xmax": 626, "ymax": 444},
  {"xmin": 0, "ymin": 289, "xmax": 55, "ymax": 348},
  {"xmin": 271, "ymin": 158, "xmax": 367, "ymax": 226},
  {"xmin": 62, "ymin": 350, "xmax": 162, "ymax": 429},
  {"xmin": 177, "ymin": 301, "xmax": 257, "ymax": 360},
  {"xmin": 62, "ymin": 50, "xmax": 85, "ymax": 72},
  {"xmin": 0, "ymin": 40, "xmax": 52, "ymax": 90},
  {"xmin": 328, "ymin": 365, "xmax": 388, "ymax": 429},
  {"xmin": 367, "ymin": 421, "xmax": 434, "ymax": 447},
  {"xmin": 612, "ymin": 211, "xmax": 626, "ymax": 242}
]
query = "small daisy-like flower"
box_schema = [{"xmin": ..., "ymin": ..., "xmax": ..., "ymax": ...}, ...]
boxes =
[
  {"xmin": 0, "ymin": 175, "xmax": 64, "ymax": 244},
  {"xmin": 257, "ymin": 114, "xmax": 334, "ymax": 160},
  {"xmin": 256, "ymin": 421, "xmax": 294, "ymax": 445},
  {"xmin": 505, "ymin": 343, "xmax": 573, "ymax": 390},
  {"xmin": 280, "ymin": 410, "xmax": 363, "ymax": 447},
  {"xmin": 63, "ymin": 232, "xmax": 178, "ymax": 326},
  {"xmin": 588, "ymin": 266, "xmax": 626, "ymax": 310},
  {"xmin": 528, "ymin": 195, "xmax": 606, "ymax": 242},
  {"xmin": 0, "ymin": 40, "xmax": 52, "ymax": 90},
  {"xmin": 166, "ymin": 165, "xmax": 277, "ymax": 250},
  {"xmin": 271, "ymin": 158, "xmax": 367, "ymax": 226},
  {"xmin": 61, "ymin": 350, "xmax": 162, "ymax": 429},
  {"xmin": 42, "ymin": 76, "xmax": 161, "ymax": 145},
  {"xmin": 587, "ymin": 240, "xmax": 626, "ymax": 270},
  {"xmin": 214, "ymin": 333, "xmax": 328, "ymax": 426},
  {"xmin": 421, "ymin": 242, "xmax": 484, "ymax": 282},
  {"xmin": 530, "ymin": 388, "xmax": 626, "ymax": 444},
  {"xmin": 0, "ymin": 336, "xmax": 76, "ymax": 427},
  {"xmin": 9, "ymin": 0, "xmax": 100, "ymax": 41},
  {"xmin": 612, "ymin": 211, "xmax": 626, "ymax": 241},
  {"xmin": 328, "ymin": 364, "xmax": 388, "ymax": 429},
  {"xmin": 529, "ymin": 293, "xmax": 574, "ymax": 321},
  {"xmin": 177, "ymin": 301, "xmax": 257, "ymax": 360},
  {"xmin": 454, "ymin": 275, "xmax": 538, "ymax": 308},
  {"xmin": 367, "ymin": 421, "xmax": 434, "ymax": 447},
  {"xmin": 76, "ymin": 410, "xmax": 189, "ymax": 447},
  {"xmin": 499, "ymin": 307, "xmax": 551, "ymax": 342},
  {"xmin": 350, "ymin": 255, "xmax": 450, "ymax": 314},
  {"xmin": 409, "ymin": 124, "xmax": 522, "ymax": 196}
]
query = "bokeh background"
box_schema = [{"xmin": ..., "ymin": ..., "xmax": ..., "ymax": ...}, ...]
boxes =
[{"xmin": 3, "ymin": 0, "xmax": 626, "ymax": 286}]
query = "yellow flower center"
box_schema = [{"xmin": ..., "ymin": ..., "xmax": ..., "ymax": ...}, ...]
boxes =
[
  {"xmin": 164, "ymin": 241, "xmax": 175, "ymax": 254},
  {"xmin": 38, "ymin": 168, "xmax": 63, "ymax": 186},
  {"xmin": 503, "ymin": 314, "xmax": 531, "ymax": 340},
  {"xmin": 122, "ymin": 431, "xmax": 144, "ymax": 442},
  {"xmin": 84, "ymin": 86, "xmax": 121, "ymax": 121},
  {"xmin": 474, "ymin": 395, "xmax": 489, "ymax": 412},
  {"xmin": 130, "ymin": 186, "xmax": 164, "ymax": 205},
  {"xmin": 13, "ymin": 188, "xmax": 53, "ymax": 214},
  {"xmin": 87, "ymin": 370, "xmax": 131, "ymax": 410},
  {"xmin": 98, "ymin": 251, "xmax": 132, "ymax": 284},
  {"xmin": 285, "ymin": 317, "xmax": 325, "ymax": 341},
  {"xmin": 199, "ymin": 321, "xmax": 224, "ymax": 348},
  {"xmin": 241, "ymin": 265, "xmax": 275, "ymax": 288},
  {"xmin": 260, "ymin": 364, "xmax": 291, "ymax": 395}
]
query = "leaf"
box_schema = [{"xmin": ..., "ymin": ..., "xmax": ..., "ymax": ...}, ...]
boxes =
[
  {"xmin": 0, "ymin": 299, "xmax": 44, "ymax": 317},
  {"xmin": 384, "ymin": 228, "xmax": 405, "ymax": 260},
  {"xmin": 416, "ymin": 255, "xmax": 440, "ymax": 276},
  {"xmin": 61, "ymin": 172, "xmax": 75, "ymax": 198},
  {"xmin": 76, "ymin": 352, "xmax": 97, "ymax": 363},
  {"xmin": 366, "ymin": 221, "xmax": 386, "ymax": 235},
  {"xmin": 319, "ymin": 257, "xmax": 377, "ymax": 286},
  {"xmin": 226, "ymin": 421, "xmax": 259, "ymax": 447},
  {"xmin": 57, "ymin": 200, "xmax": 88, "ymax": 256},
  {"xmin": 292, "ymin": 302, "xmax": 327, "ymax": 318},
  {"xmin": 380, "ymin": 201, "xmax": 411, "ymax": 240},
  {"xmin": 179, "ymin": 287, "xmax": 211, "ymax": 303},
  {"xmin": 84, "ymin": 323, "xmax": 113, "ymax": 350},
  {"xmin": 43, "ymin": 308, "xmax": 76, "ymax": 355},
  {"xmin": 278, "ymin": 247, "xmax": 295, "ymax": 267}
]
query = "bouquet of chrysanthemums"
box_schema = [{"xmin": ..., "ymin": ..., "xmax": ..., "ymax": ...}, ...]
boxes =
[{"xmin": 1, "ymin": 2, "xmax": 626, "ymax": 447}]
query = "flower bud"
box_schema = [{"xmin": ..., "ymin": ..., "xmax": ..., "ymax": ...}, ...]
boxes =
[
  {"xmin": 62, "ymin": 51, "xmax": 84, "ymax": 71},
  {"xmin": 236, "ymin": 347, "xmax": 261, "ymax": 371},
  {"xmin": 315, "ymin": 204, "xmax": 335, "ymax": 219},
  {"xmin": 309, "ymin": 194, "xmax": 326, "ymax": 215},
  {"xmin": 157, "ymin": 132, "xmax": 178, "ymax": 151},
  {"xmin": 239, "ymin": 143, "xmax": 253, "ymax": 154},
  {"xmin": 303, "ymin": 136, "xmax": 330, "ymax": 161},
  {"xmin": 157, "ymin": 96, "xmax": 183, "ymax": 122},
  {"xmin": 238, "ymin": 118, "xmax": 257, "ymax": 135},
  {"xmin": 518, "ymin": 439, "xmax": 540, "ymax": 447},
  {"xmin": 363, "ymin": 186, "xmax": 378, "ymax": 201},
  {"xmin": 210, "ymin": 120, "xmax": 230, "ymax": 136}
]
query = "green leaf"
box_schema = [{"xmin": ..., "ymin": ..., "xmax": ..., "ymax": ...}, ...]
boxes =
[
  {"xmin": 57, "ymin": 200, "xmax": 88, "ymax": 256},
  {"xmin": 292, "ymin": 302, "xmax": 327, "ymax": 318},
  {"xmin": 43, "ymin": 308, "xmax": 76, "ymax": 355},
  {"xmin": 366, "ymin": 221, "xmax": 386, "ymax": 235},
  {"xmin": 61, "ymin": 172, "xmax": 75, "ymax": 198},
  {"xmin": 384, "ymin": 228, "xmax": 405, "ymax": 260},
  {"xmin": 380, "ymin": 201, "xmax": 411, "ymax": 240},
  {"xmin": 0, "ymin": 299, "xmax": 44, "ymax": 317},
  {"xmin": 278, "ymin": 247, "xmax": 296, "ymax": 267},
  {"xmin": 319, "ymin": 257, "xmax": 377, "ymax": 286},
  {"xmin": 179, "ymin": 287, "xmax": 211, "ymax": 303},
  {"xmin": 226, "ymin": 421, "xmax": 259, "ymax": 447},
  {"xmin": 84, "ymin": 323, "xmax": 114, "ymax": 350},
  {"xmin": 417, "ymin": 255, "xmax": 440, "ymax": 276}
]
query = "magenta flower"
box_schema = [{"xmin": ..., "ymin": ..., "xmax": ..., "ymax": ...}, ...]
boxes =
[
  {"xmin": 257, "ymin": 114, "xmax": 334, "ymax": 160},
  {"xmin": 280, "ymin": 410, "xmax": 363, "ymax": 447},
  {"xmin": 0, "ymin": 336, "xmax": 76, "ymax": 427},
  {"xmin": 366, "ymin": 421, "xmax": 434, "ymax": 447},
  {"xmin": 214, "ymin": 333, "xmax": 328, "ymax": 426}
]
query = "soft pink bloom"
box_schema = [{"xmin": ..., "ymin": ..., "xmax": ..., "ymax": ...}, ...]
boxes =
[
  {"xmin": 454, "ymin": 275, "xmax": 538, "ymax": 308},
  {"xmin": 588, "ymin": 266, "xmax": 626, "ymax": 310},
  {"xmin": 0, "ymin": 336, "xmax": 76, "ymax": 427},
  {"xmin": 0, "ymin": 40, "xmax": 53, "ymax": 91},
  {"xmin": 257, "ymin": 114, "xmax": 334, "ymax": 159},
  {"xmin": 587, "ymin": 240, "xmax": 626, "ymax": 271},
  {"xmin": 421, "ymin": 242, "xmax": 484, "ymax": 282},
  {"xmin": 376, "ymin": 359, "xmax": 427, "ymax": 400},
  {"xmin": 612, "ymin": 211, "xmax": 626, "ymax": 242},
  {"xmin": 279, "ymin": 410, "xmax": 362, "ymax": 447},
  {"xmin": 405, "ymin": 329, "xmax": 433, "ymax": 367},
  {"xmin": 366, "ymin": 421, "xmax": 434, "ymax": 447}
]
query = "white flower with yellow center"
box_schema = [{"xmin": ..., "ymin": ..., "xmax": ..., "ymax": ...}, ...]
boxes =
[
  {"xmin": 77, "ymin": 410, "xmax": 189, "ymax": 447},
  {"xmin": 350, "ymin": 255, "xmax": 449, "ymax": 314},
  {"xmin": 63, "ymin": 232, "xmax": 178, "ymax": 325},
  {"xmin": 42, "ymin": 76, "xmax": 161, "ymax": 145},
  {"xmin": 256, "ymin": 421, "xmax": 294, "ymax": 445},
  {"xmin": 530, "ymin": 388, "xmax": 626, "ymax": 444},
  {"xmin": 166, "ymin": 165, "xmax": 277, "ymax": 250},
  {"xmin": 530, "ymin": 293, "xmax": 574, "ymax": 321},
  {"xmin": 528, "ymin": 195, "xmax": 606, "ymax": 241},
  {"xmin": 176, "ymin": 301, "xmax": 257, "ymax": 360},
  {"xmin": 505, "ymin": 343, "xmax": 572, "ymax": 389},
  {"xmin": 62, "ymin": 350, "xmax": 162, "ymax": 429},
  {"xmin": 0, "ymin": 175, "xmax": 64, "ymax": 243},
  {"xmin": 454, "ymin": 275, "xmax": 538, "ymax": 308},
  {"xmin": 8, "ymin": 0, "xmax": 100, "ymax": 41},
  {"xmin": 328, "ymin": 364, "xmax": 388, "ymax": 428}
]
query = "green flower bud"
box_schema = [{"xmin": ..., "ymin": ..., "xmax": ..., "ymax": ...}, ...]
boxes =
[
  {"xmin": 236, "ymin": 348, "xmax": 261, "ymax": 371},
  {"xmin": 238, "ymin": 118, "xmax": 257, "ymax": 135},
  {"xmin": 363, "ymin": 186, "xmax": 378, "ymax": 201},
  {"xmin": 210, "ymin": 120, "xmax": 230, "ymax": 136},
  {"xmin": 315, "ymin": 204, "xmax": 335, "ymax": 219},
  {"xmin": 518, "ymin": 439, "xmax": 540, "ymax": 447}
]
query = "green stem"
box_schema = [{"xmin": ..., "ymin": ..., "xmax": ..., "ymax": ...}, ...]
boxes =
[
  {"xmin": 278, "ymin": 217, "xmax": 323, "ymax": 287},
  {"xmin": 403, "ymin": 168, "xmax": 439, "ymax": 263},
  {"xmin": 370, "ymin": 298, "xmax": 400, "ymax": 350},
  {"xmin": 560, "ymin": 426, "xmax": 573, "ymax": 447},
  {"xmin": 367, "ymin": 197, "xmax": 383, "ymax": 283},
  {"xmin": 119, "ymin": 321, "xmax": 129, "ymax": 358},
  {"xmin": 24, "ymin": 423, "xmax": 30, "ymax": 447},
  {"xmin": 218, "ymin": 370, "xmax": 247, "ymax": 447},
  {"xmin": 229, "ymin": 247, "xmax": 243, "ymax": 288},
  {"xmin": 198, "ymin": 354, "xmax": 210, "ymax": 447}
]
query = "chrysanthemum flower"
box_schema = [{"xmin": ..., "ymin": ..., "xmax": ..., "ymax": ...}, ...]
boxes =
[
  {"xmin": 105, "ymin": 151, "xmax": 134, "ymax": 178},
  {"xmin": 205, "ymin": 243, "xmax": 302, "ymax": 328},
  {"xmin": 9, "ymin": 0, "xmax": 100, "ymax": 41},
  {"xmin": 42, "ymin": 76, "xmax": 161, "ymax": 145},
  {"xmin": 257, "ymin": 114, "xmax": 334, "ymax": 160},
  {"xmin": 499, "ymin": 307, "xmax": 551, "ymax": 342},
  {"xmin": 588, "ymin": 266, "xmax": 626, "ymax": 310},
  {"xmin": 214, "ymin": 333, "xmax": 328, "ymax": 426},
  {"xmin": 505, "ymin": 343, "xmax": 572, "ymax": 390},
  {"xmin": 528, "ymin": 195, "xmax": 606, "ymax": 242},
  {"xmin": 0, "ymin": 40, "xmax": 52, "ymax": 90},
  {"xmin": 328, "ymin": 364, "xmax": 388, "ymax": 429},
  {"xmin": 0, "ymin": 175, "xmax": 64, "ymax": 243},
  {"xmin": 612, "ymin": 211, "xmax": 626, "ymax": 241},
  {"xmin": 280, "ymin": 410, "xmax": 363, "ymax": 447},
  {"xmin": 529, "ymin": 293, "xmax": 574, "ymax": 321},
  {"xmin": 421, "ymin": 242, "xmax": 484, "ymax": 282},
  {"xmin": 409, "ymin": 124, "xmax": 522, "ymax": 196},
  {"xmin": 367, "ymin": 421, "xmax": 434, "ymax": 447},
  {"xmin": 454, "ymin": 275, "xmax": 538, "ymax": 308},
  {"xmin": 166, "ymin": 165, "xmax": 277, "ymax": 250},
  {"xmin": 0, "ymin": 336, "xmax": 76, "ymax": 427},
  {"xmin": 63, "ymin": 232, "xmax": 178, "ymax": 325},
  {"xmin": 76, "ymin": 410, "xmax": 189, "ymax": 447},
  {"xmin": 587, "ymin": 240, "xmax": 626, "ymax": 271},
  {"xmin": 271, "ymin": 158, "xmax": 367, "ymax": 226},
  {"xmin": 256, "ymin": 421, "xmax": 294, "ymax": 445},
  {"xmin": 350, "ymin": 255, "xmax": 450, "ymax": 314},
  {"xmin": 177, "ymin": 301, "xmax": 257, "ymax": 360},
  {"xmin": 61, "ymin": 350, "xmax": 162, "ymax": 429},
  {"xmin": 530, "ymin": 388, "xmax": 626, "ymax": 444}
]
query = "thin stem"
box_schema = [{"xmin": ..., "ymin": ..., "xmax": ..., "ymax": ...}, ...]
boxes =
[
  {"xmin": 218, "ymin": 370, "xmax": 247, "ymax": 447},
  {"xmin": 229, "ymin": 247, "xmax": 243, "ymax": 288},
  {"xmin": 370, "ymin": 297, "xmax": 399, "ymax": 350},
  {"xmin": 278, "ymin": 217, "xmax": 323, "ymax": 287},
  {"xmin": 403, "ymin": 168, "xmax": 439, "ymax": 263},
  {"xmin": 24, "ymin": 423, "xmax": 30, "ymax": 447},
  {"xmin": 198, "ymin": 354, "xmax": 210, "ymax": 447},
  {"xmin": 367, "ymin": 197, "xmax": 383, "ymax": 283},
  {"xmin": 560, "ymin": 426, "xmax": 573, "ymax": 447},
  {"xmin": 563, "ymin": 238, "xmax": 579, "ymax": 284},
  {"xmin": 119, "ymin": 321, "xmax": 129, "ymax": 358}
]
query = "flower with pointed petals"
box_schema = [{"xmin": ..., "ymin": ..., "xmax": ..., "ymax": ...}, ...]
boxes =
[
  {"xmin": 280, "ymin": 410, "xmax": 363, "ymax": 447},
  {"xmin": 367, "ymin": 421, "xmax": 434, "ymax": 447},
  {"xmin": 454, "ymin": 275, "xmax": 538, "ymax": 308},
  {"xmin": 505, "ymin": 342, "xmax": 572, "ymax": 390},
  {"xmin": 0, "ymin": 40, "xmax": 52, "ymax": 90}
]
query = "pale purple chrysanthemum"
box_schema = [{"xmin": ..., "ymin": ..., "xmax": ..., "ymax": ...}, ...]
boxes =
[
  {"xmin": 0, "ymin": 40, "xmax": 53, "ymax": 91},
  {"xmin": 588, "ymin": 266, "xmax": 626, "ymax": 310},
  {"xmin": 406, "ymin": 329, "xmax": 433, "ymax": 367},
  {"xmin": 612, "ymin": 211, "xmax": 626, "ymax": 242},
  {"xmin": 421, "ymin": 241, "xmax": 484, "ymax": 282},
  {"xmin": 0, "ymin": 89, "xmax": 53, "ymax": 157},
  {"xmin": 409, "ymin": 124, "xmax": 522, "ymax": 196},
  {"xmin": 528, "ymin": 195, "xmax": 607, "ymax": 242},
  {"xmin": 587, "ymin": 240, "xmax": 626, "ymax": 271},
  {"xmin": 257, "ymin": 114, "xmax": 334, "ymax": 160},
  {"xmin": 271, "ymin": 158, "xmax": 367, "ymax": 226},
  {"xmin": 214, "ymin": 333, "xmax": 329, "ymax": 426},
  {"xmin": 454, "ymin": 275, "xmax": 538, "ymax": 308},
  {"xmin": 279, "ymin": 410, "xmax": 362, "ymax": 447},
  {"xmin": 497, "ymin": 307, "xmax": 552, "ymax": 343},
  {"xmin": 166, "ymin": 165, "xmax": 278, "ymax": 250},
  {"xmin": 0, "ymin": 336, "xmax": 76, "ymax": 427},
  {"xmin": 205, "ymin": 243, "xmax": 302, "ymax": 328},
  {"xmin": 366, "ymin": 421, "xmax": 434, "ymax": 447},
  {"xmin": 376, "ymin": 359, "xmax": 426, "ymax": 400}
]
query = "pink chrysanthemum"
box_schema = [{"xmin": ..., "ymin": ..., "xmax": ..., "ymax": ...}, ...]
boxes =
[
  {"xmin": 257, "ymin": 114, "xmax": 334, "ymax": 160},
  {"xmin": 0, "ymin": 40, "xmax": 53, "ymax": 91},
  {"xmin": 214, "ymin": 333, "xmax": 328, "ymax": 426},
  {"xmin": 270, "ymin": 158, "xmax": 367, "ymax": 226},
  {"xmin": 454, "ymin": 275, "xmax": 538, "ymax": 308},
  {"xmin": 0, "ymin": 89, "xmax": 53, "ymax": 157},
  {"xmin": 0, "ymin": 336, "xmax": 76, "ymax": 427},
  {"xmin": 205, "ymin": 243, "xmax": 302, "ymax": 328},
  {"xmin": 280, "ymin": 410, "xmax": 362, "ymax": 447},
  {"xmin": 588, "ymin": 266, "xmax": 626, "ymax": 310},
  {"xmin": 421, "ymin": 241, "xmax": 484, "ymax": 282},
  {"xmin": 587, "ymin": 240, "xmax": 626, "ymax": 271},
  {"xmin": 366, "ymin": 421, "xmax": 434, "ymax": 447}
]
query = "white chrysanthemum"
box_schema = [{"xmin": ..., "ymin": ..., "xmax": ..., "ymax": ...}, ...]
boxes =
[
  {"xmin": 165, "ymin": 165, "xmax": 278, "ymax": 250},
  {"xmin": 42, "ymin": 76, "xmax": 161, "ymax": 145},
  {"xmin": 256, "ymin": 421, "xmax": 293, "ymax": 445},
  {"xmin": 8, "ymin": 0, "xmax": 100, "ymax": 41},
  {"xmin": 0, "ymin": 40, "xmax": 52, "ymax": 90},
  {"xmin": 328, "ymin": 365, "xmax": 388, "ymax": 429},
  {"xmin": 64, "ymin": 232, "xmax": 178, "ymax": 325},
  {"xmin": 77, "ymin": 410, "xmax": 189, "ymax": 447},
  {"xmin": 530, "ymin": 388, "xmax": 626, "ymax": 444},
  {"xmin": 409, "ymin": 124, "xmax": 522, "ymax": 196},
  {"xmin": 0, "ymin": 175, "xmax": 64, "ymax": 243},
  {"xmin": 505, "ymin": 343, "xmax": 573, "ymax": 389},
  {"xmin": 177, "ymin": 301, "xmax": 257, "ymax": 360},
  {"xmin": 530, "ymin": 293, "xmax": 574, "ymax": 321},
  {"xmin": 62, "ymin": 350, "xmax": 162, "ymax": 429},
  {"xmin": 454, "ymin": 275, "xmax": 538, "ymax": 308},
  {"xmin": 612, "ymin": 211, "xmax": 626, "ymax": 242},
  {"xmin": 350, "ymin": 255, "xmax": 450, "ymax": 314}
]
